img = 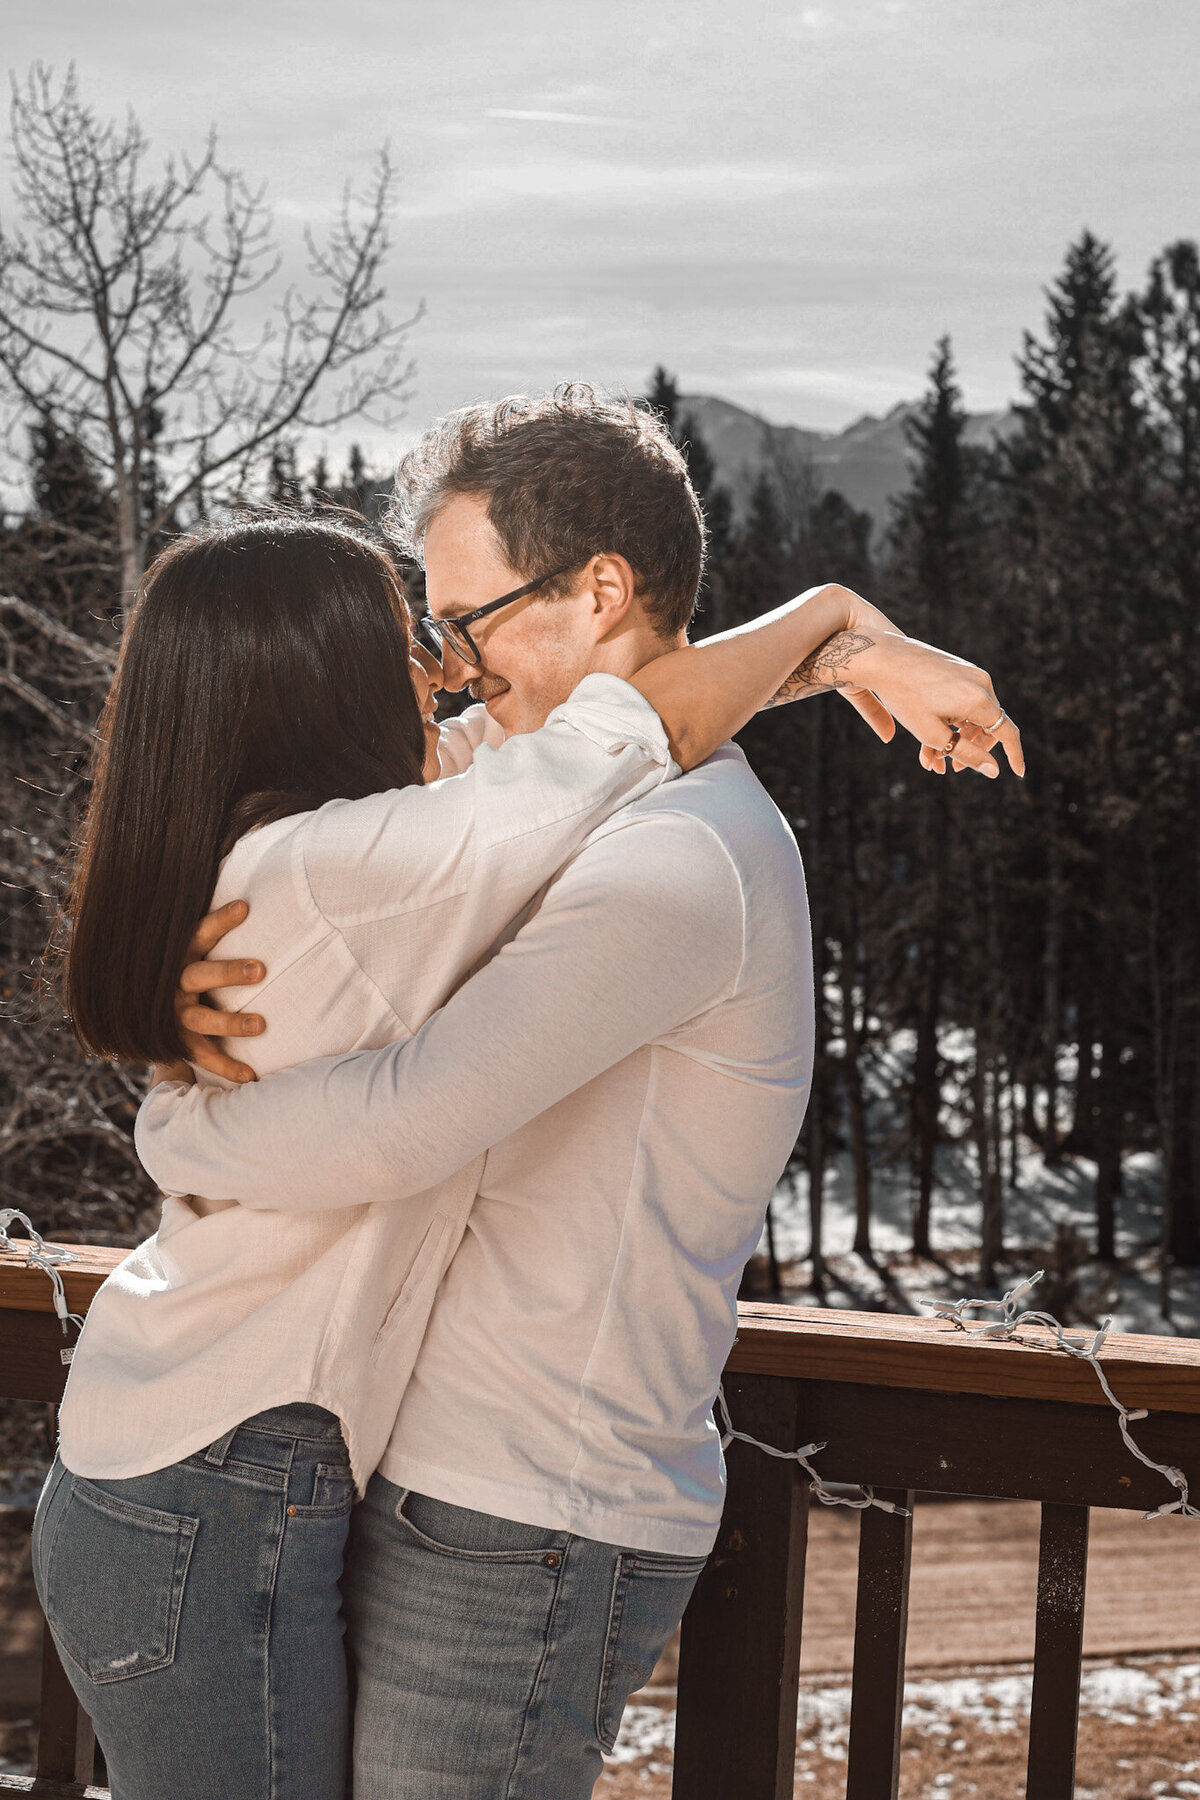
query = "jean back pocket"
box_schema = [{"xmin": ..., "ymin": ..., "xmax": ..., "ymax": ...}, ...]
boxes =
[{"xmin": 42, "ymin": 1476, "xmax": 198, "ymax": 1685}]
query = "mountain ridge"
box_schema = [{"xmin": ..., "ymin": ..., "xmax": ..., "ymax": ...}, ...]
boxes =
[{"xmin": 678, "ymin": 392, "xmax": 1019, "ymax": 532}]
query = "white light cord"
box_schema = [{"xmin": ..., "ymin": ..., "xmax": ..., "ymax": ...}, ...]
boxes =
[
  {"xmin": 919, "ymin": 1271, "xmax": 1199, "ymax": 1522},
  {"xmin": 715, "ymin": 1384, "xmax": 909, "ymax": 1516},
  {"xmin": 0, "ymin": 1208, "xmax": 85, "ymax": 1338}
]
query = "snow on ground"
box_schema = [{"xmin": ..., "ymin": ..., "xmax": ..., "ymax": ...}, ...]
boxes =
[
  {"xmin": 758, "ymin": 1026, "xmax": 1200, "ymax": 1338},
  {"xmin": 606, "ymin": 1658, "xmax": 1200, "ymax": 1773}
]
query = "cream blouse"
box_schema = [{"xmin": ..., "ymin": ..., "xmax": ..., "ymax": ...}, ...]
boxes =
[{"xmin": 58, "ymin": 676, "xmax": 676, "ymax": 1493}]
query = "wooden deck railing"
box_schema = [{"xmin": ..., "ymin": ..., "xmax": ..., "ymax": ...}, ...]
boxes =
[{"xmin": 3, "ymin": 1242, "xmax": 1200, "ymax": 1798}]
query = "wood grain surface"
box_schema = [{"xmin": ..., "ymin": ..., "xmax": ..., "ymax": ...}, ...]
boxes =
[
  {"xmin": 727, "ymin": 1302, "xmax": 1200, "ymax": 1413},
  {"xmin": 0, "ymin": 1244, "xmax": 126, "ymax": 1315}
]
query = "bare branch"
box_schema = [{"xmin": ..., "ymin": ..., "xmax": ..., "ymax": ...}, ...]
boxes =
[
  {"xmin": 0, "ymin": 594, "xmax": 118, "ymax": 668},
  {"xmin": 0, "ymin": 662, "xmax": 94, "ymax": 742}
]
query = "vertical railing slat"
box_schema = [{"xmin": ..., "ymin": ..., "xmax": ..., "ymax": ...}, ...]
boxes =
[
  {"xmin": 673, "ymin": 1373, "xmax": 809, "ymax": 1800},
  {"xmin": 35, "ymin": 1615, "xmax": 96, "ymax": 1790},
  {"xmin": 1026, "ymin": 1502, "xmax": 1090, "ymax": 1800},
  {"xmin": 844, "ymin": 1488, "xmax": 915, "ymax": 1800}
]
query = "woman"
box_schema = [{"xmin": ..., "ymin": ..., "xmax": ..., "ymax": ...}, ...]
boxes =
[{"xmin": 30, "ymin": 509, "xmax": 994, "ymax": 1800}]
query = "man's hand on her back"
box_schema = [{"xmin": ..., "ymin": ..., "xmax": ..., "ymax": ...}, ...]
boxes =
[{"xmin": 169, "ymin": 900, "xmax": 266, "ymax": 1085}]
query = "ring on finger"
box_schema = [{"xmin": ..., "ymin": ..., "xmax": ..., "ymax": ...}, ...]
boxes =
[
  {"xmin": 972, "ymin": 707, "xmax": 1006, "ymax": 735},
  {"xmin": 940, "ymin": 727, "xmax": 961, "ymax": 757}
]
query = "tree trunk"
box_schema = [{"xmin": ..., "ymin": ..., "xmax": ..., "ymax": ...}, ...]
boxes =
[
  {"xmin": 1042, "ymin": 818, "xmax": 1064, "ymax": 1163},
  {"xmin": 975, "ymin": 1046, "xmax": 1004, "ymax": 1288},
  {"xmin": 806, "ymin": 1102, "xmax": 826, "ymax": 1294},
  {"xmin": 1093, "ymin": 1032, "xmax": 1119, "ymax": 1264},
  {"xmin": 912, "ymin": 783, "xmax": 948, "ymax": 1257},
  {"xmin": 840, "ymin": 966, "xmax": 873, "ymax": 1260}
]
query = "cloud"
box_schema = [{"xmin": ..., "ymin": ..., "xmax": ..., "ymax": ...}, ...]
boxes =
[{"xmin": 485, "ymin": 108, "xmax": 626, "ymax": 126}]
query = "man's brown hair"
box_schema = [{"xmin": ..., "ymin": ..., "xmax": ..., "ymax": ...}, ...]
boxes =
[{"xmin": 386, "ymin": 384, "xmax": 705, "ymax": 637}]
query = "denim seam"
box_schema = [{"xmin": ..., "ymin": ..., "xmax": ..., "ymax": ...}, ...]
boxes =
[
  {"xmin": 263, "ymin": 1488, "xmax": 288, "ymax": 1800},
  {"xmin": 32, "ymin": 1460, "xmax": 70, "ymax": 1597},
  {"xmin": 595, "ymin": 1554, "xmax": 636, "ymax": 1751},
  {"xmin": 394, "ymin": 1493, "xmax": 566, "ymax": 1564},
  {"xmin": 214, "ymin": 1422, "xmax": 344, "ymax": 1448},
  {"xmin": 187, "ymin": 1461, "xmax": 290, "ymax": 1494},
  {"xmin": 236, "ymin": 1425, "xmax": 344, "ymax": 1442},
  {"xmin": 503, "ymin": 1533, "xmax": 572, "ymax": 1800},
  {"xmin": 69, "ymin": 1478, "xmax": 202, "ymax": 1539}
]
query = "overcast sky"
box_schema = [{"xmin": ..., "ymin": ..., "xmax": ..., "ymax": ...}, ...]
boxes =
[{"xmin": 5, "ymin": 0, "xmax": 1198, "ymax": 479}]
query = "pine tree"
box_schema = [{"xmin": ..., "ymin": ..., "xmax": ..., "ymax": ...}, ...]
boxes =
[
  {"xmin": 268, "ymin": 440, "xmax": 302, "ymax": 507},
  {"xmin": 646, "ymin": 366, "xmax": 681, "ymax": 439},
  {"xmin": 1000, "ymin": 232, "xmax": 1150, "ymax": 1264},
  {"xmin": 1139, "ymin": 241, "xmax": 1200, "ymax": 1281},
  {"xmin": 885, "ymin": 339, "xmax": 979, "ymax": 1258}
]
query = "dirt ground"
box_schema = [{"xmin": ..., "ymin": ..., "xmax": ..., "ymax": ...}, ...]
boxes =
[
  {"xmin": 596, "ymin": 1497, "xmax": 1200, "ymax": 1798},
  {"xmin": 6, "ymin": 1498, "xmax": 1200, "ymax": 1794}
]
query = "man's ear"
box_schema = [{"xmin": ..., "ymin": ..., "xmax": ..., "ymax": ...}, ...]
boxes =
[{"xmin": 586, "ymin": 553, "xmax": 637, "ymax": 637}]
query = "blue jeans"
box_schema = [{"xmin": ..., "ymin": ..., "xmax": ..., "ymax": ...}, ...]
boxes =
[
  {"xmin": 345, "ymin": 1476, "xmax": 707, "ymax": 1799},
  {"xmin": 32, "ymin": 1403, "xmax": 353, "ymax": 1800}
]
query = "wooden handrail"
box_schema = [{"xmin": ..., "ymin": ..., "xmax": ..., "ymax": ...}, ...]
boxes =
[
  {"xmin": 5, "ymin": 1242, "xmax": 1200, "ymax": 1412},
  {"xmin": 0, "ymin": 1243, "xmax": 126, "ymax": 1314},
  {"xmin": 4, "ymin": 1240, "xmax": 1200, "ymax": 1800},
  {"xmin": 729, "ymin": 1299, "xmax": 1200, "ymax": 1414}
]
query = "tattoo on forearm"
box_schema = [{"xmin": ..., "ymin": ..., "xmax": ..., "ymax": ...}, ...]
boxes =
[{"xmin": 764, "ymin": 630, "xmax": 875, "ymax": 708}]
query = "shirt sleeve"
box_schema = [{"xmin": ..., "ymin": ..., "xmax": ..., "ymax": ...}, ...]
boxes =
[
  {"xmin": 297, "ymin": 674, "xmax": 678, "ymax": 1026},
  {"xmin": 434, "ymin": 704, "xmax": 502, "ymax": 777},
  {"xmin": 136, "ymin": 812, "xmax": 746, "ymax": 1211}
]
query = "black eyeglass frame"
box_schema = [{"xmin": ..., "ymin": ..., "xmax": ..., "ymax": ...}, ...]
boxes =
[{"xmin": 416, "ymin": 563, "xmax": 577, "ymax": 668}]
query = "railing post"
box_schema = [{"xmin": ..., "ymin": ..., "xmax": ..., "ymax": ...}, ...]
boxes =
[
  {"xmin": 35, "ymin": 1616, "xmax": 96, "ymax": 1790},
  {"xmin": 1026, "ymin": 1502, "xmax": 1090, "ymax": 1800},
  {"xmin": 673, "ymin": 1373, "xmax": 808, "ymax": 1800},
  {"xmin": 844, "ymin": 1488, "xmax": 915, "ymax": 1800}
]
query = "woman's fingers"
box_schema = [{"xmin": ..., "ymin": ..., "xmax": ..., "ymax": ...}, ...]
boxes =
[
  {"xmin": 185, "ymin": 899, "xmax": 249, "ymax": 960},
  {"xmin": 841, "ymin": 687, "xmax": 896, "ymax": 742},
  {"xmin": 985, "ymin": 713, "xmax": 1025, "ymax": 777}
]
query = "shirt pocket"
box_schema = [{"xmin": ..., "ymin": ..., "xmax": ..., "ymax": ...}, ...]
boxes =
[
  {"xmin": 41, "ymin": 1476, "xmax": 198, "ymax": 1685},
  {"xmin": 369, "ymin": 1212, "xmax": 453, "ymax": 1369}
]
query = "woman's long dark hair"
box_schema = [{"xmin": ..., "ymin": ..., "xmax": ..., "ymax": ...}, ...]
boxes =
[{"xmin": 63, "ymin": 511, "xmax": 427, "ymax": 1064}]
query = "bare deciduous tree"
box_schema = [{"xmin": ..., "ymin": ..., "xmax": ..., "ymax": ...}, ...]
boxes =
[{"xmin": 0, "ymin": 64, "xmax": 418, "ymax": 595}]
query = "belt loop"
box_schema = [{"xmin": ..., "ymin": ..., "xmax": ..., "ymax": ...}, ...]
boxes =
[{"xmin": 204, "ymin": 1424, "xmax": 239, "ymax": 1467}]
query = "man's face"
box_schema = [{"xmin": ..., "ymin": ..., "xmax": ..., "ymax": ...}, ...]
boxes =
[{"xmin": 423, "ymin": 494, "xmax": 600, "ymax": 736}]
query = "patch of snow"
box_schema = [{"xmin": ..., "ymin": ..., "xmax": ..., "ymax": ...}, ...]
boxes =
[
  {"xmin": 756, "ymin": 1026, "xmax": 1199, "ymax": 1338},
  {"xmin": 607, "ymin": 1661, "xmax": 1200, "ymax": 1769},
  {"xmin": 604, "ymin": 1704, "xmax": 675, "ymax": 1766}
]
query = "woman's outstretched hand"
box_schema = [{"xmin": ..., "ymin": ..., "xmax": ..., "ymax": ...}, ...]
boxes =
[
  {"xmin": 851, "ymin": 631, "xmax": 1023, "ymax": 779},
  {"xmin": 792, "ymin": 593, "xmax": 1024, "ymax": 779}
]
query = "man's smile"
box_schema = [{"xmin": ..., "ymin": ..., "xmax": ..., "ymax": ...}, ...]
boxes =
[{"xmin": 469, "ymin": 674, "xmax": 511, "ymax": 707}]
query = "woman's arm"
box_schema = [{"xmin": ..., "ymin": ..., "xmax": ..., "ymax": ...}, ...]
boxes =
[
  {"xmin": 634, "ymin": 584, "xmax": 1023, "ymax": 780},
  {"xmin": 630, "ymin": 585, "xmax": 853, "ymax": 769}
]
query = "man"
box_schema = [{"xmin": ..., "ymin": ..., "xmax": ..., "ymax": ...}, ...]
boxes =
[{"xmin": 140, "ymin": 387, "xmax": 1017, "ymax": 1797}]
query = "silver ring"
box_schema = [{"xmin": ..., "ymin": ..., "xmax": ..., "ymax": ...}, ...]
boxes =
[{"xmin": 973, "ymin": 708, "xmax": 1006, "ymax": 735}]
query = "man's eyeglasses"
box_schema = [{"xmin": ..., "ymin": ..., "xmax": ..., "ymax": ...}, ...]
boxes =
[{"xmin": 414, "ymin": 564, "xmax": 576, "ymax": 669}]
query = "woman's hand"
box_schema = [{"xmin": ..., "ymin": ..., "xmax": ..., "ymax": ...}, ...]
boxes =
[
  {"xmin": 850, "ymin": 631, "xmax": 1024, "ymax": 778},
  {"xmin": 170, "ymin": 900, "xmax": 266, "ymax": 1084},
  {"xmin": 799, "ymin": 590, "xmax": 1023, "ymax": 777}
]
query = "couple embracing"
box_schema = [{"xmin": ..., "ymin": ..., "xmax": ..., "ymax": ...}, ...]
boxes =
[{"xmin": 33, "ymin": 385, "xmax": 1021, "ymax": 1799}]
